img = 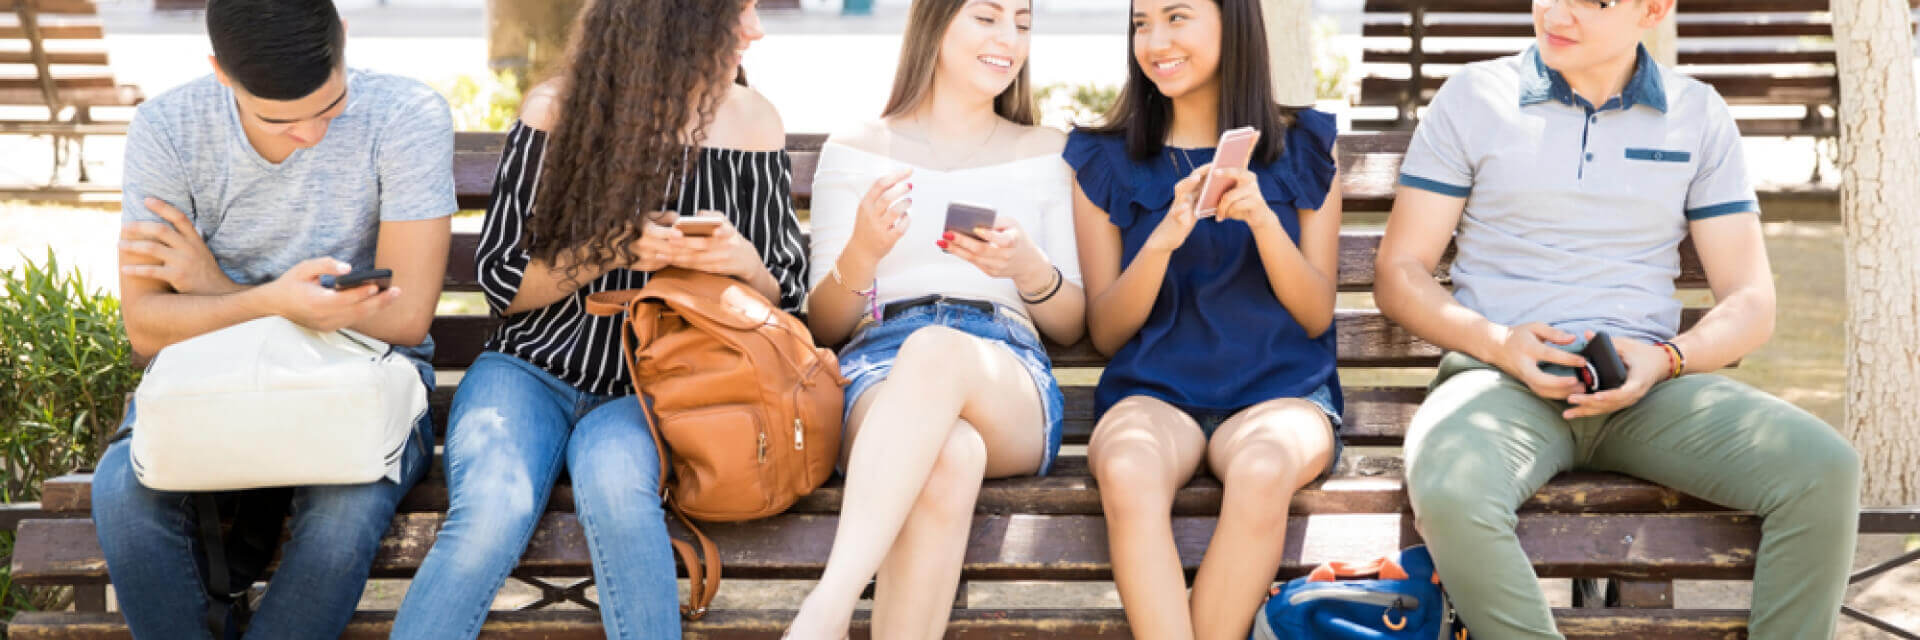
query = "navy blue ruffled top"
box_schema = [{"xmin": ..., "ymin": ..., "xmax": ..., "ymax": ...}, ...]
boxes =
[{"xmin": 1065, "ymin": 109, "xmax": 1344, "ymax": 421}]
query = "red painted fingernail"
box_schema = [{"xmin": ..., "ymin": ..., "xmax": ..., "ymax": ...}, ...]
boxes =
[
  {"xmin": 942, "ymin": 231, "xmax": 954, "ymax": 240},
  {"xmin": 936, "ymin": 240, "xmax": 949, "ymax": 249}
]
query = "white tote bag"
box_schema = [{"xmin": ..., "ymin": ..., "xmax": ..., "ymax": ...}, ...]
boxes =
[{"xmin": 131, "ymin": 316, "xmax": 428, "ymax": 492}]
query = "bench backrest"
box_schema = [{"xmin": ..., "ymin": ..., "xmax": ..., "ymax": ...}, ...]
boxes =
[
  {"xmin": 0, "ymin": 0, "xmax": 139, "ymax": 108},
  {"xmin": 1358, "ymin": 0, "xmax": 1920, "ymax": 130},
  {"xmin": 433, "ymin": 130, "xmax": 1714, "ymax": 446}
]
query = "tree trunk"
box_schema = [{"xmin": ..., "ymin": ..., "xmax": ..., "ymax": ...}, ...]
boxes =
[
  {"xmin": 486, "ymin": 0, "xmax": 588, "ymax": 89},
  {"xmin": 1263, "ymin": 0, "xmax": 1315, "ymax": 106},
  {"xmin": 1832, "ymin": 0, "xmax": 1920, "ymax": 506}
]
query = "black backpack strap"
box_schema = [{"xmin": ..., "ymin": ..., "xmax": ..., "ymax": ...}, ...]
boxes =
[{"xmin": 195, "ymin": 493, "xmax": 232, "ymax": 637}]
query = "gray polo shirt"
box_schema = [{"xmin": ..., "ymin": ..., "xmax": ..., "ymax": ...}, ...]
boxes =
[
  {"xmin": 1397, "ymin": 45, "xmax": 1758, "ymax": 343},
  {"xmin": 120, "ymin": 69, "xmax": 457, "ymax": 371}
]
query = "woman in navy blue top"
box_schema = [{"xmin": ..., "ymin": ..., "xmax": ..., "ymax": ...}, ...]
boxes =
[{"xmin": 1065, "ymin": 1, "xmax": 1343, "ymax": 637}]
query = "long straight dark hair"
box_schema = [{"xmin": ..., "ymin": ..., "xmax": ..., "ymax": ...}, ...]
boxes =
[{"xmin": 1085, "ymin": 0, "xmax": 1298, "ymax": 163}]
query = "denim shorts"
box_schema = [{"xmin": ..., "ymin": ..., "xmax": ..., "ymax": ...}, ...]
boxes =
[
  {"xmin": 837, "ymin": 299, "xmax": 1067, "ymax": 476},
  {"xmin": 1188, "ymin": 384, "xmax": 1345, "ymax": 480}
]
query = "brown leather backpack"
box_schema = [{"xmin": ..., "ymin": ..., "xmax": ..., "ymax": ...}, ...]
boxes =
[{"xmin": 584, "ymin": 268, "xmax": 845, "ymax": 619}]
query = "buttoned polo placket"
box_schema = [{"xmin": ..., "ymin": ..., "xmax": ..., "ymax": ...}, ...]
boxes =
[{"xmin": 1518, "ymin": 45, "xmax": 1670, "ymax": 182}]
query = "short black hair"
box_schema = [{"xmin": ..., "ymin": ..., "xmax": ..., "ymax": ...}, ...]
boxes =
[{"xmin": 207, "ymin": 0, "xmax": 345, "ymax": 100}]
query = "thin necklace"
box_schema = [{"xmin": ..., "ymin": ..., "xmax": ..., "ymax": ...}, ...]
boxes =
[
  {"xmin": 904, "ymin": 113, "xmax": 1001, "ymax": 171},
  {"xmin": 1167, "ymin": 146, "xmax": 1199, "ymax": 176}
]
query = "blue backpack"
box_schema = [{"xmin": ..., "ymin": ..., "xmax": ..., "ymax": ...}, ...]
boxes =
[{"xmin": 1250, "ymin": 545, "xmax": 1470, "ymax": 640}]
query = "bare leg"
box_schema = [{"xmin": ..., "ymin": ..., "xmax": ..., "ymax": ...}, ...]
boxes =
[
  {"xmin": 1088, "ymin": 396, "xmax": 1208, "ymax": 640},
  {"xmin": 787, "ymin": 327, "xmax": 1047, "ymax": 639},
  {"xmin": 1189, "ymin": 399, "xmax": 1333, "ymax": 640},
  {"xmin": 871, "ymin": 424, "xmax": 986, "ymax": 640}
]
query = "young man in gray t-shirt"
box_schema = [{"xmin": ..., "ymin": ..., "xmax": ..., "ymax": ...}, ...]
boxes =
[
  {"xmin": 1376, "ymin": 0, "xmax": 1861, "ymax": 637},
  {"xmin": 90, "ymin": 0, "xmax": 455, "ymax": 637}
]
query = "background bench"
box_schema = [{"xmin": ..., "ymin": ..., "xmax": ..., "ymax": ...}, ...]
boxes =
[
  {"xmin": 1357, "ymin": 0, "xmax": 1920, "ymax": 136},
  {"xmin": 0, "ymin": 0, "xmax": 140, "ymax": 194},
  {"xmin": 11, "ymin": 130, "xmax": 1919, "ymax": 639}
]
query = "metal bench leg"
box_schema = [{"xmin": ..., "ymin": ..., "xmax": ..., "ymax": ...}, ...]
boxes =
[{"xmin": 73, "ymin": 584, "xmax": 107, "ymax": 612}]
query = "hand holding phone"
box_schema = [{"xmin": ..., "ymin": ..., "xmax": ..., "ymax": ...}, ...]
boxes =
[
  {"xmin": 672, "ymin": 212, "xmax": 726, "ymax": 237},
  {"xmin": 1196, "ymin": 127, "xmax": 1260, "ymax": 220},
  {"xmin": 319, "ymin": 268, "xmax": 393, "ymax": 291},
  {"xmin": 1539, "ymin": 331, "xmax": 1628, "ymax": 393},
  {"xmin": 943, "ymin": 201, "xmax": 997, "ymax": 242}
]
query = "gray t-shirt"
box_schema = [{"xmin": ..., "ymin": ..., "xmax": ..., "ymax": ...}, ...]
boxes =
[
  {"xmin": 120, "ymin": 69, "xmax": 457, "ymax": 369},
  {"xmin": 1397, "ymin": 46, "xmax": 1758, "ymax": 343}
]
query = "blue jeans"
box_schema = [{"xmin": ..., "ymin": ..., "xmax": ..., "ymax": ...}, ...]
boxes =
[
  {"xmin": 392, "ymin": 351, "xmax": 677, "ymax": 640},
  {"xmin": 91, "ymin": 402, "xmax": 432, "ymax": 640}
]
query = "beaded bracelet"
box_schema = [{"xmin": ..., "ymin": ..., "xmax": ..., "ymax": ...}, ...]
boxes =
[
  {"xmin": 830, "ymin": 262, "xmax": 880, "ymax": 321},
  {"xmin": 1655, "ymin": 340, "xmax": 1686, "ymax": 380}
]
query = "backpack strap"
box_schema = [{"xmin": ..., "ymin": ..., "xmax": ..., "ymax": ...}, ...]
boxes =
[{"xmin": 615, "ymin": 291, "xmax": 722, "ymax": 620}]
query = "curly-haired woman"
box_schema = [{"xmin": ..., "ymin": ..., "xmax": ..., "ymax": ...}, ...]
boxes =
[{"xmin": 390, "ymin": 1, "xmax": 807, "ymax": 637}]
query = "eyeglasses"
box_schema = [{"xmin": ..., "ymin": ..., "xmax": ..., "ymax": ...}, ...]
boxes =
[{"xmin": 1532, "ymin": 0, "xmax": 1622, "ymax": 19}]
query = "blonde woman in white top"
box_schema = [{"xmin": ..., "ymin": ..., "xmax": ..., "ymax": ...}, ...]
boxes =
[{"xmin": 785, "ymin": 1, "xmax": 1084, "ymax": 637}]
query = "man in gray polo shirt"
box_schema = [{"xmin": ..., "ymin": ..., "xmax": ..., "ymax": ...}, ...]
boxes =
[{"xmin": 1375, "ymin": 0, "xmax": 1860, "ymax": 637}]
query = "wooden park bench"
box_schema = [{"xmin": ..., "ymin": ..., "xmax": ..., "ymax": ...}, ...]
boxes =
[
  {"xmin": 10, "ymin": 130, "xmax": 1920, "ymax": 639},
  {"xmin": 1, "ymin": 0, "xmax": 141, "ymax": 195},
  {"xmin": 1357, "ymin": 0, "xmax": 1920, "ymax": 137}
]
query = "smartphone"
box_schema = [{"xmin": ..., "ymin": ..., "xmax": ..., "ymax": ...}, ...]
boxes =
[
  {"xmin": 1196, "ymin": 127, "xmax": 1261, "ymax": 219},
  {"xmin": 944, "ymin": 201, "xmax": 997, "ymax": 242},
  {"xmin": 673, "ymin": 212, "xmax": 725, "ymax": 236},
  {"xmin": 1580, "ymin": 332, "xmax": 1629, "ymax": 393},
  {"xmin": 320, "ymin": 268, "xmax": 393, "ymax": 291}
]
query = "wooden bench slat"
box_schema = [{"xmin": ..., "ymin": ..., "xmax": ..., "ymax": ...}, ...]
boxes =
[
  {"xmin": 0, "ymin": 23, "xmax": 103, "ymax": 39},
  {"xmin": 425, "ymin": 306, "xmax": 1711, "ymax": 369},
  {"xmin": 1360, "ymin": 76, "xmax": 1837, "ymax": 107},
  {"xmin": 0, "ymin": 50, "xmax": 108, "ymax": 65},
  {"xmin": 31, "ymin": 466, "xmax": 1725, "ymax": 520},
  {"xmin": 1363, "ymin": 0, "xmax": 1853, "ymax": 11},
  {"xmin": 0, "ymin": 0, "xmax": 98, "ymax": 12},
  {"xmin": 7, "ymin": 511, "xmax": 1767, "ymax": 585},
  {"xmin": 1362, "ymin": 22, "xmax": 1840, "ymax": 39},
  {"xmin": 1363, "ymin": 49, "xmax": 1838, "ymax": 66},
  {"xmin": 0, "ymin": 74, "xmax": 112, "ymax": 91},
  {"xmin": 0, "ymin": 85, "xmax": 141, "ymax": 106},
  {"xmin": 3, "ymin": 608, "xmax": 1755, "ymax": 640},
  {"xmin": 442, "ymin": 229, "xmax": 1716, "ymax": 294}
]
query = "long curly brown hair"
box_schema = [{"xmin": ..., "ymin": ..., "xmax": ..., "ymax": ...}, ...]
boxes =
[{"xmin": 524, "ymin": 0, "xmax": 746, "ymax": 273}]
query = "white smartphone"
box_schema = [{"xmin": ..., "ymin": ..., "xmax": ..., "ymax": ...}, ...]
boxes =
[
  {"xmin": 1196, "ymin": 127, "xmax": 1261, "ymax": 219},
  {"xmin": 672, "ymin": 211, "xmax": 725, "ymax": 236}
]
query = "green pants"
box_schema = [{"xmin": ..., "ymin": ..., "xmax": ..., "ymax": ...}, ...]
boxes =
[{"xmin": 1405, "ymin": 353, "xmax": 1860, "ymax": 640}]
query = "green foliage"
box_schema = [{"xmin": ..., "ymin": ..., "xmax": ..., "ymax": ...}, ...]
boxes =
[
  {"xmin": 0, "ymin": 251, "xmax": 138, "ymax": 503},
  {"xmin": 1313, "ymin": 17, "xmax": 1354, "ymax": 102},
  {"xmin": 1036, "ymin": 82, "xmax": 1122, "ymax": 128},
  {"xmin": 441, "ymin": 70, "xmax": 525, "ymax": 133},
  {"xmin": 1, "ymin": 251, "xmax": 130, "ymax": 627}
]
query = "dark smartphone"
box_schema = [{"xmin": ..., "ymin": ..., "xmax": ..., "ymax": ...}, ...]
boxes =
[
  {"xmin": 1580, "ymin": 332, "xmax": 1628, "ymax": 393},
  {"xmin": 944, "ymin": 201, "xmax": 997, "ymax": 241},
  {"xmin": 320, "ymin": 268, "xmax": 393, "ymax": 291}
]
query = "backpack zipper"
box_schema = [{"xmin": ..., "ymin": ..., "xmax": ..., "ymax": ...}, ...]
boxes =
[
  {"xmin": 757, "ymin": 431, "xmax": 768, "ymax": 464},
  {"xmin": 1287, "ymin": 588, "xmax": 1420, "ymax": 610},
  {"xmin": 794, "ymin": 418, "xmax": 805, "ymax": 450}
]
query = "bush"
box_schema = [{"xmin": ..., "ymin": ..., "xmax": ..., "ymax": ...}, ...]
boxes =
[
  {"xmin": 0, "ymin": 250, "xmax": 137, "ymax": 502},
  {"xmin": 441, "ymin": 70, "xmax": 525, "ymax": 133},
  {"xmin": 1, "ymin": 251, "xmax": 137, "ymax": 627},
  {"xmin": 1036, "ymin": 82, "xmax": 1121, "ymax": 130}
]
